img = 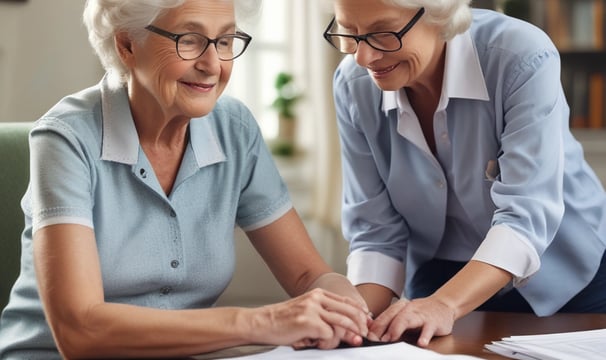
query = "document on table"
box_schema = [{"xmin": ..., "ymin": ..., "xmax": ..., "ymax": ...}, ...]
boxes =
[
  {"xmin": 224, "ymin": 341, "xmax": 484, "ymax": 360},
  {"xmin": 485, "ymin": 328, "xmax": 606, "ymax": 360}
]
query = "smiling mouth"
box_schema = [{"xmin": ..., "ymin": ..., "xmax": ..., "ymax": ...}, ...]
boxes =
[
  {"xmin": 181, "ymin": 81, "xmax": 214, "ymax": 91},
  {"xmin": 370, "ymin": 63, "xmax": 399, "ymax": 76}
]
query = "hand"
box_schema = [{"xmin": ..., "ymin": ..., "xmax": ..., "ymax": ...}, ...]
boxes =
[
  {"xmin": 252, "ymin": 288, "xmax": 369, "ymax": 349},
  {"xmin": 367, "ymin": 296, "xmax": 455, "ymax": 347}
]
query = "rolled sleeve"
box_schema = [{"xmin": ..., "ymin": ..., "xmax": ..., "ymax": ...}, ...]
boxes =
[
  {"xmin": 347, "ymin": 250, "xmax": 406, "ymax": 296},
  {"xmin": 472, "ymin": 223, "xmax": 540, "ymax": 287}
]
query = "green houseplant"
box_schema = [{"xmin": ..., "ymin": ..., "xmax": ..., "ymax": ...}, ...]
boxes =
[{"xmin": 270, "ymin": 72, "xmax": 301, "ymax": 156}]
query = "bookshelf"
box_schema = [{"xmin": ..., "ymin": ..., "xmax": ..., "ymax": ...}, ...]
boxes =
[{"xmin": 475, "ymin": 0, "xmax": 606, "ymax": 129}]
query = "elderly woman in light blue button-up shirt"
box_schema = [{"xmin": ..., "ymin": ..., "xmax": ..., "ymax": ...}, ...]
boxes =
[
  {"xmin": 324, "ymin": 0, "xmax": 606, "ymax": 347},
  {"xmin": 0, "ymin": 1, "xmax": 372, "ymax": 359}
]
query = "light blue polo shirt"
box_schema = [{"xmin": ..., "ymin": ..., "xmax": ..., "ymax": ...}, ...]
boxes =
[{"xmin": 0, "ymin": 76, "xmax": 292, "ymax": 359}]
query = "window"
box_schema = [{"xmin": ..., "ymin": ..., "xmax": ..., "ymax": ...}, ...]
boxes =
[{"xmin": 226, "ymin": 0, "xmax": 290, "ymax": 139}]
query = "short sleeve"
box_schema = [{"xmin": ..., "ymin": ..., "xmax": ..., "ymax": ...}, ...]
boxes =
[
  {"xmin": 29, "ymin": 120, "xmax": 94, "ymax": 233},
  {"xmin": 235, "ymin": 111, "xmax": 292, "ymax": 231}
]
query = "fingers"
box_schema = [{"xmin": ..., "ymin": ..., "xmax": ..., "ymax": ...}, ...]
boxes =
[
  {"xmin": 367, "ymin": 299, "xmax": 408, "ymax": 341},
  {"xmin": 308, "ymin": 289, "xmax": 368, "ymax": 337},
  {"xmin": 366, "ymin": 298, "xmax": 455, "ymax": 346},
  {"xmin": 417, "ymin": 324, "xmax": 436, "ymax": 347},
  {"xmin": 267, "ymin": 288, "xmax": 369, "ymax": 348}
]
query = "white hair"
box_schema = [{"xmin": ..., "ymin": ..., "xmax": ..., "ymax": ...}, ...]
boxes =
[
  {"xmin": 382, "ymin": 0, "xmax": 472, "ymax": 40},
  {"xmin": 83, "ymin": 0, "xmax": 261, "ymax": 87}
]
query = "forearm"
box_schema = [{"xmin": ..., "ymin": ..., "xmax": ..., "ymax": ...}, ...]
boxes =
[
  {"xmin": 356, "ymin": 283, "xmax": 398, "ymax": 317},
  {"xmin": 431, "ymin": 260, "xmax": 513, "ymax": 320},
  {"xmin": 52, "ymin": 303, "xmax": 255, "ymax": 359}
]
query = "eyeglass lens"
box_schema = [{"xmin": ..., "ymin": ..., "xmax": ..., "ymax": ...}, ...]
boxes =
[
  {"xmin": 335, "ymin": 33, "xmax": 402, "ymax": 53},
  {"xmin": 177, "ymin": 33, "xmax": 247, "ymax": 60}
]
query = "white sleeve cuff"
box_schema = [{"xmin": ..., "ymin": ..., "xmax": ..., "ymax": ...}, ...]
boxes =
[
  {"xmin": 346, "ymin": 250, "xmax": 405, "ymax": 297},
  {"xmin": 471, "ymin": 224, "xmax": 541, "ymax": 287}
]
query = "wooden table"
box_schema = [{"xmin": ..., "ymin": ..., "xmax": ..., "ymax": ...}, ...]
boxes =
[
  {"xmin": 194, "ymin": 311, "xmax": 606, "ymax": 359},
  {"xmin": 426, "ymin": 311, "xmax": 606, "ymax": 359}
]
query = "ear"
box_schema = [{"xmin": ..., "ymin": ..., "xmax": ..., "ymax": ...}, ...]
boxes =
[{"xmin": 115, "ymin": 31, "xmax": 135, "ymax": 67}]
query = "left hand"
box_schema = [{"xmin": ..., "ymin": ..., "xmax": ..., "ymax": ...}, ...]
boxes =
[
  {"xmin": 367, "ymin": 296, "xmax": 456, "ymax": 347},
  {"xmin": 291, "ymin": 273, "xmax": 370, "ymax": 350}
]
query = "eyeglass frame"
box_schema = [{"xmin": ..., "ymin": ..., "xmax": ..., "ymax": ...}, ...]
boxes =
[
  {"xmin": 145, "ymin": 25, "xmax": 252, "ymax": 61},
  {"xmin": 323, "ymin": 7, "xmax": 425, "ymax": 54}
]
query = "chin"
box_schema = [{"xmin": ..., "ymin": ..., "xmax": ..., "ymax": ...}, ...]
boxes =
[{"xmin": 372, "ymin": 79, "xmax": 403, "ymax": 92}]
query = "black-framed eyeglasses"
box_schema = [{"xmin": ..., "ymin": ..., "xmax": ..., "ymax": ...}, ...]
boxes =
[
  {"xmin": 145, "ymin": 25, "xmax": 252, "ymax": 61},
  {"xmin": 323, "ymin": 8, "xmax": 425, "ymax": 54}
]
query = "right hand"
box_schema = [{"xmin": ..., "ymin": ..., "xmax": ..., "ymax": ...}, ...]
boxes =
[{"xmin": 250, "ymin": 288, "xmax": 369, "ymax": 349}]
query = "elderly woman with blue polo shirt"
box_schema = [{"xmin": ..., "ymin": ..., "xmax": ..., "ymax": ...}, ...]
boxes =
[
  {"xmin": 0, "ymin": 0, "xmax": 371, "ymax": 358},
  {"xmin": 324, "ymin": 0, "xmax": 606, "ymax": 347}
]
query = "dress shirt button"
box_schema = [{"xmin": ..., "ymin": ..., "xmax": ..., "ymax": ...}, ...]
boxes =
[
  {"xmin": 169, "ymin": 209, "xmax": 176, "ymax": 217},
  {"xmin": 160, "ymin": 286, "xmax": 172, "ymax": 295},
  {"xmin": 171, "ymin": 260, "xmax": 180, "ymax": 268},
  {"xmin": 438, "ymin": 181, "xmax": 445, "ymax": 188},
  {"xmin": 139, "ymin": 168, "xmax": 147, "ymax": 179}
]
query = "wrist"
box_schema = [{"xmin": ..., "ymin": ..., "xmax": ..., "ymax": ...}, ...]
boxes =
[{"xmin": 309, "ymin": 273, "xmax": 368, "ymax": 310}]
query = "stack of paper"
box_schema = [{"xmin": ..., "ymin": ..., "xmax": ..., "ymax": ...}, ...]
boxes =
[
  {"xmin": 485, "ymin": 328, "xmax": 606, "ymax": 360},
  {"xmin": 227, "ymin": 342, "xmax": 484, "ymax": 360}
]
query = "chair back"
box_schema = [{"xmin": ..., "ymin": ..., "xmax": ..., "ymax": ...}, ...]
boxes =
[{"xmin": 0, "ymin": 122, "xmax": 33, "ymax": 311}]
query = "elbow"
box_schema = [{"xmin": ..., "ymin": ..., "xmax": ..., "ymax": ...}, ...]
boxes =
[
  {"xmin": 51, "ymin": 324, "xmax": 103, "ymax": 360},
  {"xmin": 47, "ymin": 308, "xmax": 108, "ymax": 359}
]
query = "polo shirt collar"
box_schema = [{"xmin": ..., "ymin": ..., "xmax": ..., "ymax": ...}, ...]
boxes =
[
  {"xmin": 100, "ymin": 76, "xmax": 225, "ymax": 168},
  {"xmin": 100, "ymin": 77, "xmax": 139, "ymax": 164},
  {"xmin": 382, "ymin": 30, "xmax": 489, "ymax": 115}
]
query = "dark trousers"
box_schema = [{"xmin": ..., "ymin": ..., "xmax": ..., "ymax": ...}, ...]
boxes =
[{"xmin": 408, "ymin": 250, "xmax": 606, "ymax": 313}]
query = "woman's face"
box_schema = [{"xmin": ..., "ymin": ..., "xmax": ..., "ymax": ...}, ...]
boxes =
[
  {"xmin": 333, "ymin": 0, "xmax": 444, "ymax": 91},
  {"xmin": 126, "ymin": 0, "xmax": 235, "ymax": 120}
]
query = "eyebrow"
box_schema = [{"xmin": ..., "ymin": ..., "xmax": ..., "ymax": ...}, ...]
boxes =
[
  {"xmin": 336, "ymin": 17, "xmax": 406, "ymax": 33},
  {"xmin": 181, "ymin": 21, "xmax": 238, "ymax": 34}
]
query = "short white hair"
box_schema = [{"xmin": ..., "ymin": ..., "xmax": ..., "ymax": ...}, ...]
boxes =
[
  {"xmin": 83, "ymin": 0, "xmax": 261, "ymax": 87},
  {"xmin": 382, "ymin": 0, "xmax": 472, "ymax": 40}
]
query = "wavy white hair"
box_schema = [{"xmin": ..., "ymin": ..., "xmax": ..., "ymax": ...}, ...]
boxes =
[
  {"xmin": 83, "ymin": 0, "xmax": 261, "ymax": 87},
  {"xmin": 382, "ymin": 0, "xmax": 472, "ymax": 40}
]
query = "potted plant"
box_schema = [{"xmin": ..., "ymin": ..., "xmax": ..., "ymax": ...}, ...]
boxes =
[{"xmin": 270, "ymin": 71, "xmax": 301, "ymax": 156}]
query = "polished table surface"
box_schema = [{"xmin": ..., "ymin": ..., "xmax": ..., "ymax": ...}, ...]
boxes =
[
  {"xmin": 425, "ymin": 311, "xmax": 606, "ymax": 359},
  {"xmin": 194, "ymin": 311, "xmax": 606, "ymax": 359}
]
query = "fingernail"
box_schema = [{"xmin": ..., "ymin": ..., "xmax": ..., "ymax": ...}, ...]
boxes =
[
  {"xmin": 367, "ymin": 332, "xmax": 379, "ymax": 342},
  {"xmin": 381, "ymin": 334, "xmax": 391, "ymax": 342}
]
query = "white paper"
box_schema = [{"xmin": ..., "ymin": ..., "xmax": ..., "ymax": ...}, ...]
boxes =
[
  {"xmin": 226, "ymin": 342, "xmax": 484, "ymax": 360},
  {"xmin": 485, "ymin": 328, "xmax": 606, "ymax": 360}
]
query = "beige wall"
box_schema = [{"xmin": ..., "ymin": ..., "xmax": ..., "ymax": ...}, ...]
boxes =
[{"xmin": 0, "ymin": 0, "xmax": 102, "ymax": 123}]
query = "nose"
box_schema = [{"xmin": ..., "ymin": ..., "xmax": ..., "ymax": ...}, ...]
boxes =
[
  {"xmin": 194, "ymin": 43, "xmax": 221, "ymax": 74},
  {"xmin": 354, "ymin": 41, "xmax": 383, "ymax": 68}
]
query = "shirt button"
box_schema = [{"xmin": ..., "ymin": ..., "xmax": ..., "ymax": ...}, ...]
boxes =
[
  {"xmin": 438, "ymin": 181, "xmax": 445, "ymax": 188},
  {"xmin": 171, "ymin": 260, "xmax": 180, "ymax": 268},
  {"xmin": 160, "ymin": 286, "xmax": 172, "ymax": 295},
  {"xmin": 139, "ymin": 168, "xmax": 147, "ymax": 179},
  {"xmin": 169, "ymin": 209, "xmax": 176, "ymax": 217}
]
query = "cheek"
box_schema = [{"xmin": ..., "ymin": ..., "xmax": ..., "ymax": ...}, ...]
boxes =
[
  {"xmin": 149, "ymin": 51, "xmax": 186, "ymax": 101},
  {"xmin": 217, "ymin": 63, "xmax": 233, "ymax": 95}
]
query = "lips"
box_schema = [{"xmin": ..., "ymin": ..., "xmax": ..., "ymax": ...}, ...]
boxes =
[
  {"xmin": 370, "ymin": 63, "xmax": 399, "ymax": 76},
  {"xmin": 181, "ymin": 81, "xmax": 215, "ymax": 91}
]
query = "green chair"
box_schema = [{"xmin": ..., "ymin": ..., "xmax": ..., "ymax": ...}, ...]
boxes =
[{"xmin": 0, "ymin": 122, "xmax": 33, "ymax": 311}]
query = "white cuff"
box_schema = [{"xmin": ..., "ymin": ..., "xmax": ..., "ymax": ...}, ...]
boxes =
[
  {"xmin": 472, "ymin": 224, "xmax": 541, "ymax": 287},
  {"xmin": 346, "ymin": 250, "xmax": 405, "ymax": 297}
]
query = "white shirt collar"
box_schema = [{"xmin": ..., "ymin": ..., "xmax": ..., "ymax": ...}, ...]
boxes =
[{"xmin": 382, "ymin": 30, "xmax": 490, "ymax": 115}]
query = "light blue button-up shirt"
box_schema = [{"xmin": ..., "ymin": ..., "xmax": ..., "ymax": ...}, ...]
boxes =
[
  {"xmin": 337, "ymin": 9, "xmax": 606, "ymax": 316},
  {"xmin": 0, "ymin": 77, "xmax": 291, "ymax": 359}
]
